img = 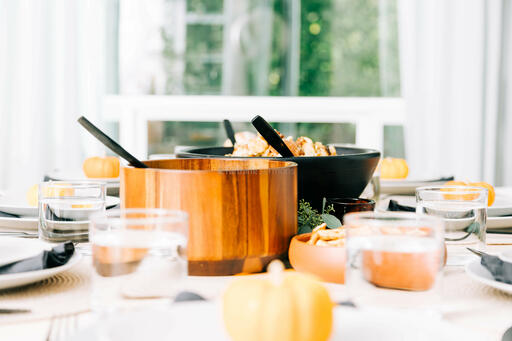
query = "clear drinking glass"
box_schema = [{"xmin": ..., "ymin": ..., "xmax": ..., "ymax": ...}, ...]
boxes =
[
  {"xmin": 38, "ymin": 181, "xmax": 106, "ymax": 243},
  {"xmin": 416, "ymin": 186, "xmax": 487, "ymax": 266},
  {"xmin": 344, "ymin": 212, "xmax": 444, "ymax": 314},
  {"xmin": 90, "ymin": 209, "xmax": 188, "ymax": 313}
]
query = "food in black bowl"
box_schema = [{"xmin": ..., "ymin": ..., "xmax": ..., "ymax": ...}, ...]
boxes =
[{"xmin": 177, "ymin": 145, "xmax": 380, "ymax": 210}]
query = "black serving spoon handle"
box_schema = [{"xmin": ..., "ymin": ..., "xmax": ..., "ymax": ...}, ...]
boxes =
[
  {"xmin": 223, "ymin": 119, "xmax": 237, "ymax": 146},
  {"xmin": 77, "ymin": 116, "xmax": 148, "ymax": 168},
  {"xmin": 251, "ymin": 115, "xmax": 295, "ymax": 157}
]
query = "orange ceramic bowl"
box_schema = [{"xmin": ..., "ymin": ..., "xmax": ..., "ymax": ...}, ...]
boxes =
[{"xmin": 288, "ymin": 233, "xmax": 345, "ymax": 284}]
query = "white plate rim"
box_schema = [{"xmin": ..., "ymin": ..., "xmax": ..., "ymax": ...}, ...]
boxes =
[
  {"xmin": 0, "ymin": 196, "xmax": 120, "ymax": 217},
  {"xmin": 0, "ymin": 237, "xmax": 48, "ymax": 266},
  {"xmin": 0, "ymin": 216, "xmax": 38, "ymax": 230},
  {"xmin": 46, "ymin": 170, "xmax": 120, "ymax": 184},
  {"xmin": 0, "ymin": 252, "xmax": 82, "ymax": 290},
  {"xmin": 465, "ymin": 258, "xmax": 512, "ymax": 294},
  {"xmin": 487, "ymin": 216, "xmax": 512, "ymax": 229}
]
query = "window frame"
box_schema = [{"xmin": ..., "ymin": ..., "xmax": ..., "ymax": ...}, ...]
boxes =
[{"xmin": 102, "ymin": 95, "xmax": 405, "ymax": 158}]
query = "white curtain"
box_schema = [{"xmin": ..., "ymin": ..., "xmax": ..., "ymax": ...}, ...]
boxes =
[
  {"xmin": 398, "ymin": 0, "xmax": 512, "ymax": 185},
  {"xmin": 0, "ymin": 0, "xmax": 105, "ymax": 193}
]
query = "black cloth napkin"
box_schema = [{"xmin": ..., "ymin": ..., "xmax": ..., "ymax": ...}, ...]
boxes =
[
  {"xmin": 480, "ymin": 254, "xmax": 512, "ymax": 285},
  {"xmin": 0, "ymin": 242, "xmax": 74, "ymax": 275},
  {"xmin": 0, "ymin": 211, "xmax": 20, "ymax": 218},
  {"xmin": 388, "ymin": 200, "xmax": 415, "ymax": 212},
  {"xmin": 425, "ymin": 176, "xmax": 455, "ymax": 182}
]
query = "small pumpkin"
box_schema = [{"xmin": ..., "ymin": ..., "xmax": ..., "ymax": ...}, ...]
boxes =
[
  {"xmin": 444, "ymin": 180, "xmax": 495, "ymax": 206},
  {"xmin": 83, "ymin": 156, "xmax": 120, "ymax": 178},
  {"xmin": 223, "ymin": 260, "xmax": 333, "ymax": 341},
  {"xmin": 380, "ymin": 157, "xmax": 408, "ymax": 179}
]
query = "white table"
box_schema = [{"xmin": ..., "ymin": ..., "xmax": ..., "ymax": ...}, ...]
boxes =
[{"xmin": 1, "ymin": 242, "xmax": 512, "ymax": 341}]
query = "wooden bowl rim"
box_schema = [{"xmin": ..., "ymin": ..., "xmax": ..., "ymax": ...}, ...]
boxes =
[{"xmin": 124, "ymin": 158, "xmax": 298, "ymax": 173}]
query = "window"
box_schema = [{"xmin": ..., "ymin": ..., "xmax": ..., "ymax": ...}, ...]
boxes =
[{"xmin": 104, "ymin": 0, "xmax": 404, "ymax": 157}]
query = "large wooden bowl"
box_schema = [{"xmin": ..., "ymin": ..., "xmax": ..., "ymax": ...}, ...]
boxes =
[{"xmin": 121, "ymin": 158, "xmax": 297, "ymax": 276}]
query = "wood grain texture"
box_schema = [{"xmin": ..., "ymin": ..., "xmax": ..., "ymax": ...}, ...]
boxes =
[{"xmin": 121, "ymin": 158, "xmax": 297, "ymax": 275}]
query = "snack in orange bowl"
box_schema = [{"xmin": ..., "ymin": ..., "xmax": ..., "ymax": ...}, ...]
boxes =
[
  {"xmin": 444, "ymin": 180, "xmax": 495, "ymax": 206},
  {"xmin": 83, "ymin": 156, "xmax": 120, "ymax": 178},
  {"xmin": 289, "ymin": 224, "xmax": 346, "ymax": 284},
  {"xmin": 380, "ymin": 157, "xmax": 408, "ymax": 179},
  {"xmin": 223, "ymin": 260, "xmax": 333, "ymax": 341}
]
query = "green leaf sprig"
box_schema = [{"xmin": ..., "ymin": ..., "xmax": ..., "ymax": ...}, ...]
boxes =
[{"xmin": 297, "ymin": 199, "xmax": 342, "ymax": 234}]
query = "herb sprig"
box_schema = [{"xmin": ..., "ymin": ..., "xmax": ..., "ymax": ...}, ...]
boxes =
[{"xmin": 297, "ymin": 199, "xmax": 342, "ymax": 234}]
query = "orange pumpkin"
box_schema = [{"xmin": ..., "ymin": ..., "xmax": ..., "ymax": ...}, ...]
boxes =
[
  {"xmin": 223, "ymin": 261, "xmax": 333, "ymax": 341},
  {"xmin": 444, "ymin": 180, "xmax": 495, "ymax": 206},
  {"xmin": 380, "ymin": 157, "xmax": 408, "ymax": 179},
  {"xmin": 83, "ymin": 156, "xmax": 120, "ymax": 178}
]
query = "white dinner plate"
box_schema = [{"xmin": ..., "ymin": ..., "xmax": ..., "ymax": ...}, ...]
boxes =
[
  {"xmin": 46, "ymin": 169, "xmax": 120, "ymax": 184},
  {"xmin": 487, "ymin": 216, "xmax": 512, "ymax": 229},
  {"xmin": 381, "ymin": 179, "xmax": 451, "ymax": 195},
  {"xmin": 0, "ymin": 237, "xmax": 47, "ymax": 266},
  {"xmin": 0, "ymin": 217, "xmax": 38, "ymax": 230},
  {"xmin": 381, "ymin": 187, "xmax": 512, "ymax": 217},
  {"xmin": 489, "ymin": 188, "xmax": 512, "ymax": 217},
  {"xmin": 0, "ymin": 238, "xmax": 82, "ymax": 290},
  {"xmin": 465, "ymin": 258, "xmax": 512, "ymax": 295},
  {"xmin": 0, "ymin": 194, "xmax": 120, "ymax": 217},
  {"xmin": 72, "ymin": 302, "xmax": 482, "ymax": 341},
  {"xmin": 46, "ymin": 169, "xmax": 120, "ymax": 196}
]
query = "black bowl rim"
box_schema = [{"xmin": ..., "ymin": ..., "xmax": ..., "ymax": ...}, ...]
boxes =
[{"xmin": 177, "ymin": 145, "xmax": 381, "ymax": 161}]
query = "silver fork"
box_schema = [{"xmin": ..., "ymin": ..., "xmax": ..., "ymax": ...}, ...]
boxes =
[
  {"xmin": 0, "ymin": 231, "xmax": 38, "ymax": 238},
  {"xmin": 46, "ymin": 314, "xmax": 79, "ymax": 341}
]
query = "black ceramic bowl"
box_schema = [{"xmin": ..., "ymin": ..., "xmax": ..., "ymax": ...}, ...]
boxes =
[{"xmin": 177, "ymin": 146, "xmax": 380, "ymax": 210}]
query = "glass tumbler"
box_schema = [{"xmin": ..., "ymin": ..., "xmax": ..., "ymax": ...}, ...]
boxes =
[
  {"xmin": 39, "ymin": 181, "xmax": 106, "ymax": 243},
  {"xmin": 416, "ymin": 186, "xmax": 487, "ymax": 266},
  {"xmin": 90, "ymin": 209, "xmax": 188, "ymax": 313},
  {"xmin": 344, "ymin": 212, "xmax": 444, "ymax": 313}
]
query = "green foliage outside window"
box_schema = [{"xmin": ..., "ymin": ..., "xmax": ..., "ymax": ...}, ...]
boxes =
[
  {"xmin": 152, "ymin": 0, "xmax": 403, "ymax": 155},
  {"xmin": 161, "ymin": 0, "xmax": 400, "ymax": 97}
]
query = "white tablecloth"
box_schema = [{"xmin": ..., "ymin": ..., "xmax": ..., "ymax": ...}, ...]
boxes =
[{"xmin": 1, "ymin": 243, "xmax": 512, "ymax": 341}]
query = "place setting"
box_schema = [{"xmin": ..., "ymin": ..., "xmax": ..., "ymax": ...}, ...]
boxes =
[
  {"xmin": 465, "ymin": 247, "xmax": 512, "ymax": 295},
  {"xmin": 379, "ymin": 186, "xmax": 512, "ymax": 232},
  {"xmin": 0, "ymin": 160, "xmax": 121, "ymax": 235}
]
